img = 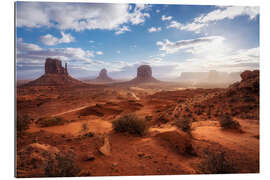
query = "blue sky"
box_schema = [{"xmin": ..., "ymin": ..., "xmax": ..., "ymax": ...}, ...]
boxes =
[{"xmin": 16, "ymin": 2, "xmax": 259, "ymax": 80}]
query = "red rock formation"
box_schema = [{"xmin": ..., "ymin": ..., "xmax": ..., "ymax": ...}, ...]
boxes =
[
  {"xmin": 45, "ymin": 58, "xmax": 66, "ymax": 74},
  {"xmin": 129, "ymin": 65, "xmax": 159, "ymax": 83},
  {"xmin": 26, "ymin": 58, "xmax": 84, "ymax": 86},
  {"xmin": 96, "ymin": 68, "xmax": 113, "ymax": 81}
]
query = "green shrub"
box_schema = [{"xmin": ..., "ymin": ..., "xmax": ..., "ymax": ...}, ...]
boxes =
[
  {"xmin": 45, "ymin": 151, "xmax": 80, "ymax": 177},
  {"xmin": 112, "ymin": 114, "xmax": 147, "ymax": 136},
  {"xmin": 174, "ymin": 118, "xmax": 191, "ymax": 132},
  {"xmin": 199, "ymin": 149, "xmax": 236, "ymax": 174},
  {"xmin": 219, "ymin": 114, "xmax": 240, "ymax": 130},
  {"xmin": 80, "ymin": 122, "xmax": 89, "ymax": 133},
  {"xmin": 17, "ymin": 114, "xmax": 32, "ymax": 132},
  {"xmin": 36, "ymin": 117, "xmax": 65, "ymax": 127}
]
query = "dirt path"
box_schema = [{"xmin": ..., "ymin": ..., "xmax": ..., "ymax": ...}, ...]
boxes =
[{"xmin": 52, "ymin": 105, "xmax": 90, "ymax": 117}]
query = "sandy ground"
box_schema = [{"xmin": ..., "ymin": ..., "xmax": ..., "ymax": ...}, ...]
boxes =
[{"xmin": 16, "ymin": 82, "xmax": 259, "ymax": 177}]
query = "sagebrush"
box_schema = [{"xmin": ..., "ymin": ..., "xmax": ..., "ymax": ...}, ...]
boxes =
[{"xmin": 112, "ymin": 114, "xmax": 147, "ymax": 136}]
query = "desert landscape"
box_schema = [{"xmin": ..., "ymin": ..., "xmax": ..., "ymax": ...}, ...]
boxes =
[
  {"xmin": 16, "ymin": 58, "xmax": 259, "ymax": 177},
  {"xmin": 15, "ymin": 2, "xmax": 260, "ymax": 178}
]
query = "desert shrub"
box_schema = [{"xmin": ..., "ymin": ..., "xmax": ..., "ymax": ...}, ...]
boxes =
[
  {"xmin": 17, "ymin": 114, "xmax": 32, "ymax": 132},
  {"xmin": 36, "ymin": 117, "xmax": 65, "ymax": 127},
  {"xmin": 112, "ymin": 114, "xmax": 147, "ymax": 136},
  {"xmin": 174, "ymin": 117, "xmax": 191, "ymax": 132},
  {"xmin": 219, "ymin": 114, "xmax": 240, "ymax": 130},
  {"xmin": 45, "ymin": 151, "xmax": 80, "ymax": 177},
  {"xmin": 199, "ymin": 149, "xmax": 236, "ymax": 174},
  {"xmin": 80, "ymin": 122, "xmax": 89, "ymax": 133}
]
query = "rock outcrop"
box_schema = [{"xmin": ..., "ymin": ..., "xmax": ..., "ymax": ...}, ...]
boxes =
[
  {"xmin": 26, "ymin": 58, "xmax": 84, "ymax": 86},
  {"xmin": 96, "ymin": 68, "xmax": 113, "ymax": 81},
  {"xmin": 45, "ymin": 58, "xmax": 68, "ymax": 74},
  {"xmin": 129, "ymin": 65, "xmax": 159, "ymax": 83}
]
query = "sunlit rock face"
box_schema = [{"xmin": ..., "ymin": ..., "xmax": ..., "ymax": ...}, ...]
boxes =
[
  {"xmin": 96, "ymin": 68, "xmax": 113, "ymax": 81},
  {"xmin": 128, "ymin": 65, "xmax": 159, "ymax": 83},
  {"xmin": 45, "ymin": 58, "xmax": 68, "ymax": 75},
  {"xmin": 25, "ymin": 58, "xmax": 84, "ymax": 86},
  {"xmin": 136, "ymin": 65, "xmax": 153, "ymax": 81}
]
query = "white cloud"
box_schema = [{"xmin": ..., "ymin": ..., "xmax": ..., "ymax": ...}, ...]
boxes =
[
  {"xmin": 115, "ymin": 26, "xmax": 131, "ymax": 35},
  {"xmin": 89, "ymin": 40, "xmax": 95, "ymax": 43},
  {"xmin": 116, "ymin": 50, "xmax": 121, "ymax": 54},
  {"xmin": 167, "ymin": 20, "xmax": 206, "ymax": 33},
  {"xmin": 157, "ymin": 36, "xmax": 225, "ymax": 54},
  {"xmin": 96, "ymin": 51, "xmax": 103, "ymax": 55},
  {"xmin": 16, "ymin": 2, "xmax": 150, "ymax": 34},
  {"xmin": 16, "ymin": 38, "xmax": 92, "ymax": 64},
  {"xmin": 156, "ymin": 9, "xmax": 160, "ymax": 13},
  {"xmin": 40, "ymin": 31, "xmax": 75, "ymax": 46},
  {"xmin": 148, "ymin": 27, "xmax": 161, "ymax": 32},
  {"xmin": 17, "ymin": 38, "xmax": 42, "ymax": 53},
  {"xmin": 161, "ymin": 15, "xmax": 172, "ymax": 21},
  {"xmin": 195, "ymin": 6, "xmax": 259, "ymax": 24},
  {"xmin": 86, "ymin": 50, "xmax": 95, "ymax": 57},
  {"xmin": 167, "ymin": 6, "xmax": 259, "ymax": 33}
]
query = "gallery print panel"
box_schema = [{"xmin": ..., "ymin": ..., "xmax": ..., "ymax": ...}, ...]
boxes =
[{"xmin": 15, "ymin": 1, "xmax": 259, "ymax": 178}]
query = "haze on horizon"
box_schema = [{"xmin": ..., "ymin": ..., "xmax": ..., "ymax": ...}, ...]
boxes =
[{"xmin": 16, "ymin": 2, "xmax": 259, "ymax": 80}]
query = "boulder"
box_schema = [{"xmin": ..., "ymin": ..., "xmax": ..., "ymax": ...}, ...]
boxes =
[{"xmin": 99, "ymin": 136, "xmax": 111, "ymax": 156}]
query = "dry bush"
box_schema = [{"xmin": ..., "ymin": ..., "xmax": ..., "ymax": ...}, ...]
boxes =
[
  {"xmin": 174, "ymin": 117, "xmax": 192, "ymax": 132},
  {"xmin": 219, "ymin": 114, "xmax": 240, "ymax": 130},
  {"xmin": 17, "ymin": 114, "xmax": 32, "ymax": 132},
  {"xmin": 112, "ymin": 114, "xmax": 147, "ymax": 136},
  {"xmin": 36, "ymin": 117, "xmax": 65, "ymax": 127},
  {"xmin": 199, "ymin": 149, "xmax": 236, "ymax": 174},
  {"xmin": 80, "ymin": 122, "xmax": 89, "ymax": 133},
  {"xmin": 45, "ymin": 151, "xmax": 80, "ymax": 177}
]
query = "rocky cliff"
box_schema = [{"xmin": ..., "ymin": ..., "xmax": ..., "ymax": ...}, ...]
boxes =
[
  {"xmin": 129, "ymin": 65, "xmax": 159, "ymax": 83},
  {"xmin": 26, "ymin": 58, "xmax": 84, "ymax": 86}
]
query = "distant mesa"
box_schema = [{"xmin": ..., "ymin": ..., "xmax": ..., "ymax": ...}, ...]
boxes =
[
  {"xmin": 26, "ymin": 58, "xmax": 84, "ymax": 86},
  {"xmin": 45, "ymin": 58, "xmax": 68, "ymax": 75},
  {"xmin": 179, "ymin": 70, "xmax": 241, "ymax": 84},
  {"xmin": 129, "ymin": 65, "xmax": 159, "ymax": 83},
  {"xmin": 96, "ymin": 68, "xmax": 113, "ymax": 82}
]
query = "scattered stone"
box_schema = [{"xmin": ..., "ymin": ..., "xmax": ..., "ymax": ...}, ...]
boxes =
[
  {"xmin": 137, "ymin": 152, "xmax": 145, "ymax": 158},
  {"xmin": 78, "ymin": 169, "xmax": 91, "ymax": 176},
  {"xmin": 99, "ymin": 136, "xmax": 111, "ymax": 156},
  {"xmin": 83, "ymin": 153, "xmax": 95, "ymax": 161}
]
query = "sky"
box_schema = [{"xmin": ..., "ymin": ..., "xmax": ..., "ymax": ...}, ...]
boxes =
[{"xmin": 15, "ymin": 2, "xmax": 259, "ymax": 80}]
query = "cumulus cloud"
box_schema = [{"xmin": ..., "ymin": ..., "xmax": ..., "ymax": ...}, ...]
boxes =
[
  {"xmin": 195, "ymin": 6, "xmax": 259, "ymax": 23},
  {"xmin": 96, "ymin": 51, "xmax": 103, "ymax": 55},
  {"xmin": 148, "ymin": 27, "xmax": 161, "ymax": 32},
  {"xmin": 156, "ymin": 36, "xmax": 225, "ymax": 54},
  {"xmin": 115, "ymin": 26, "xmax": 131, "ymax": 35},
  {"xmin": 40, "ymin": 31, "xmax": 75, "ymax": 46},
  {"xmin": 17, "ymin": 38, "xmax": 42, "ymax": 53},
  {"xmin": 161, "ymin": 15, "xmax": 172, "ymax": 21},
  {"xmin": 167, "ymin": 21, "xmax": 206, "ymax": 33},
  {"xmin": 16, "ymin": 2, "xmax": 150, "ymax": 34},
  {"xmin": 16, "ymin": 38, "xmax": 93, "ymax": 64},
  {"xmin": 167, "ymin": 6, "xmax": 259, "ymax": 33},
  {"xmin": 116, "ymin": 50, "xmax": 121, "ymax": 54}
]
